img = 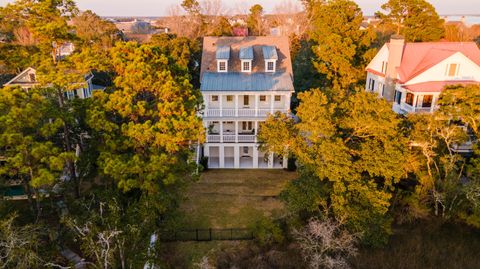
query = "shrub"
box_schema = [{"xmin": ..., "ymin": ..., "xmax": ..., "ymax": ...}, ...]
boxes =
[{"xmin": 250, "ymin": 217, "xmax": 285, "ymax": 247}]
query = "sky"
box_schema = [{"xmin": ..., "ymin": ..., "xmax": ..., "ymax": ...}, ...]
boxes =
[{"xmin": 0, "ymin": 0, "xmax": 479, "ymax": 17}]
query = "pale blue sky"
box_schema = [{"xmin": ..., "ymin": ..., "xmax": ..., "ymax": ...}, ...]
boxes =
[{"xmin": 0, "ymin": 0, "xmax": 479, "ymax": 17}]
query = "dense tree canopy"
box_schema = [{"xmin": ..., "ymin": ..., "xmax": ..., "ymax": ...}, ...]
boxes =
[
  {"xmin": 308, "ymin": 0, "xmax": 376, "ymax": 91},
  {"xmin": 376, "ymin": 0, "xmax": 445, "ymax": 42},
  {"xmin": 247, "ymin": 4, "xmax": 265, "ymax": 36},
  {"xmin": 259, "ymin": 89, "xmax": 409, "ymax": 245}
]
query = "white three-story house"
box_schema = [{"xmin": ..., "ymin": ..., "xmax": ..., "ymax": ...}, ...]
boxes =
[
  {"xmin": 200, "ymin": 36, "xmax": 294, "ymax": 169},
  {"xmin": 365, "ymin": 36, "xmax": 480, "ymax": 114}
]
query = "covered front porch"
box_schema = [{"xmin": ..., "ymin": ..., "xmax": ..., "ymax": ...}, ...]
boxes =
[
  {"xmin": 204, "ymin": 144, "xmax": 286, "ymax": 169},
  {"xmin": 392, "ymin": 89, "xmax": 439, "ymax": 114}
]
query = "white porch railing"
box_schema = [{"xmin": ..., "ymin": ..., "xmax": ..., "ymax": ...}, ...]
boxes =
[
  {"xmin": 238, "ymin": 135, "xmax": 256, "ymax": 143},
  {"xmin": 204, "ymin": 108, "xmax": 289, "ymax": 117},
  {"xmin": 207, "ymin": 135, "xmax": 221, "ymax": 143},
  {"xmin": 238, "ymin": 109, "xmax": 256, "ymax": 117},
  {"xmin": 223, "ymin": 135, "xmax": 236, "ymax": 143}
]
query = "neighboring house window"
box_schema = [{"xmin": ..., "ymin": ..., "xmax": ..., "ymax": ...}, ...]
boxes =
[
  {"xmin": 394, "ymin": 90, "xmax": 402, "ymax": 105},
  {"xmin": 370, "ymin": 79, "xmax": 376, "ymax": 91},
  {"xmin": 226, "ymin": 95, "xmax": 233, "ymax": 102},
  {"xmin": 266, "ymin": 61, "xmax": 275, "ymax": 72},
  {"xmin": 259, "ymin": 95, "xmax": 266, "ymax": 102},
  {"xmin": 243, "ymin": 95, "xmax": 249, "ymax": 106},
  {"xmin": 274, "ymin": 95, "xmax": 281, "ymax": 102},
  {"xmin": 218, "ymin": 60, "xmax": 227, "ymax": 72},
  {"xmin": 211, "ymin": 95, "xmax": 219, "ymax": 102},
  {"xmin": 29, "ymin": 73, "xmax": 36, "ymax": 82},
  {"xmin": 422, "ymin": 95, "xmax": 433, "ymax": 108},
  {"xmin": 381, "ymin": 84, "xmax": 385, "ymax": 97},
  {"xmin": 242, "ymin": 61, "xmax": 251, "ymax": 72},
  {"xmin": 381, "ymin": 61, "xmax": 388, "ymax": 74},
  {"xmin": 447, "ymin": 64, "xmax": 459, "ymax": 77},
  {"xmin": 405, "ymin": 93, "xmax": 414, "ymax": 106}
]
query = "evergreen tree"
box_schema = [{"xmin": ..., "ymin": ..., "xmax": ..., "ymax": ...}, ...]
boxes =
[
  {"xmin": 376, "ymin": 0, "xmax": 445, "ymax": 42},
  {"xmin": 247, "ymin": 4, "xmax": 265, "ymax": 36},
  {"xmin": 259, "ymin": 89, "xmax": 408, "ymax": 245},
  {"xmin": 308, "ymin": 0, "xmax": 376, "ymax": 91}
]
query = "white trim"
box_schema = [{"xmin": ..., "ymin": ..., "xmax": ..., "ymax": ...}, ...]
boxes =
[
  {"xmin": 265, "ymin": 60, "xmax": 276, "ymax": 72},
  {"xmin": 217, "ymin": 60, "xmax": 228, "ymax": 73},
  {"xmin": 241, "ymin": 60, "xmax": 252, "ymax": 73}
]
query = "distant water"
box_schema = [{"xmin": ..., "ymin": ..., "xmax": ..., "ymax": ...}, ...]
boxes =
[{"xmin": 444, "ymin": 16, "xmax": 480, "ymax": 26}]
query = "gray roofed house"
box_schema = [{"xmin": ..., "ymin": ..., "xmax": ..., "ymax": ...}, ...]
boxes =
[{"xmin": 199, "ymin": 36, "xmax": 294, "ymax": 169}]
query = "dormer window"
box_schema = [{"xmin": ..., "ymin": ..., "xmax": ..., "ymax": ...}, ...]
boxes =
[
  {"xmin": 262, "ymin": 46, "xmax": 278, "ymax": 73},
  {"xmin": 241, "ymin": 60, "xmax": 251, "ymax": 72},
  {"xmin": 216, "ymin": 46, "xmax": 230, "ymax": 73},
  {"xmin": 217, "ymin": 60, "xmax": 228, "ymax": 72},
  {"xmin": 240, "ymin": 46, "xmax": 254, "ymax": 73},
  {"xmin": 266, "ymin": 60, "xmax": 276, "ymax": 72}
]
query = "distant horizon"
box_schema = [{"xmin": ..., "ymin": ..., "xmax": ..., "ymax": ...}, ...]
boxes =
[{"xmin": 1, "ymin": 0, "xmax": 479, "ymax": 17}]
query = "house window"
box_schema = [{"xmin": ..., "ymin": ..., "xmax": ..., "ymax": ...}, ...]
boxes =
[
  {"xmin": 242, "ymin": 61, "xmax": 251, "ymax": 72},
  {"xmin": 422, "ymin": 95, "xmax": 433, "ymax": 108},
  {"xmin": 381, "ymin": 84, "xmax": 385, "ymax": 97},
  {"xmin": 242, "ymin": 121, "xmax": 253, "ymax": 130},
  {"xmin": 394, "ymin": 90, "xmax": 402, "ymax": 105},
  {"xmin": 259, "ymin": 95, "xmax": 266, "ymax": 102},
  {"xmin": 243, "ymin": 95, "xmax": 249, "ymax": 106},
  {"xmin": 266, "ymin": 61, "xmax": 275, "ymax": 72},
  {"xmin": 226, "ymin": 95, "xmax": 233, "ymax": 102},
  {"xmin": 381, "ymin": 61, "xmax": 388, "ymax": 73},
  {"xmin": 243, "ymin": 146, "xmax": 249, "ymax": 154},
  {"xmin": 274, "ymin": 95, "xmax": 281, "ymax": 102},
  {"xmin": 405, "ymin": 92, "xmax": 414, "ymax": 106},
  {"xmin": 447, "ymin": 64, "xmax": 459, "ymax": 77},
  {"xmin": 218, "ymin": 60, "xmax": 227, "ymax": 72},
  {"xmin": 211, "ymin": 95, "xmax": 218, "ymax": 102}
]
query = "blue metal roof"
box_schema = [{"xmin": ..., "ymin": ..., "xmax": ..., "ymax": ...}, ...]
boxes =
[
  {"xmin": 201, "ymin": 72, "xmax": 293, "ymax": 92},
  {"xmin": 262, "ymin": 46, "xmax": 278, "ymax": 59},
  {"xmin": 239, "ymin": 46, "xmax": 254, "ymax": 60},
  {"xmin": 216, "ymin": 46, "xmax": 230, "ymax": 59}
]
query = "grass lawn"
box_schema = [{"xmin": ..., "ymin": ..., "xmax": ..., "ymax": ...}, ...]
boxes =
[
  {"xmin": 162, "ymin": 169, "xmax": 297, "ymax": 267},
  {"xmin": 179, "ymin": 169, "xmax": 298, "ymax": 229}
]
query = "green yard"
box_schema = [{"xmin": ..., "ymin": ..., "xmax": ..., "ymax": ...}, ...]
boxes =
[
  {"xmin": 162, "ymin": 169, "xmax": 298, "ymax": 267},
  {"xmin": 179, "ymin": 169, "xmax": 298, "ymax": 229}
]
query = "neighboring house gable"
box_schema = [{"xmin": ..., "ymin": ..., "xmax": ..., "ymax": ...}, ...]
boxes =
[
  {"xmin": 406, "ymin": 51, "xmax": 480, "ymax": 85},
  {"xmin": 4, "ymin": 67, "xmax": 38, "ymax": 89}
]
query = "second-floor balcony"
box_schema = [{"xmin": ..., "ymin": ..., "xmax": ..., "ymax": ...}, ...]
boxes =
[
  {"xmin": 205, "ymin": 120, "xmax": 261, "ymax": 143},
  {"xmin": 205, "ymin": 108, "xmax": 288, "ymax": 117},
  {"xmin": 203, "ymin": 93, "xmax": 291, "ymax": 118}
]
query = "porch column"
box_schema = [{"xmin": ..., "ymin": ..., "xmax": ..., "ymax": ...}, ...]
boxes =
[
  {"xmin": 204, "ymin": 146, "xmax": 210, "ymax": 167},
  {"xmin": 204, "ymin": 94, "xmax": 209, "ymax": 116},
  {"xmin": 412, "ymin": 94, "xmax": 418, "ymax": 113},
  {"xmin": 235, "ymin": 94, "xmax": 239, "ymax": 117},
  {"xmin": 285, "ymin": 94, "xmax": 291, "ymax": 112},
  {"xmin": 430, "ymin": 96, "xmax": 437, "ymax": 113},
  {"xmin": 235, "ymin": 120, "xmax": 238, "ymax": 143},
  {"xmin": 253, "ymin": 146, "xmax": 259, "ymax": 168},
  {"xmin": 255, "ymin": 94, "xmax": 259, "ymax": 117},
  {"xmin": 283, "ymin": 155, "xmax": 288, "ymax": 169},
  {"xmin": 268, "ymin": 152, "xmax": 274, "ymax": 168},
  {"xmin": 254, "ymin": 121, "xmax": 258, "ymax": 143},
  {"xmin": 219, "ymin": 145, "xmax": 225, "ymax": 168},
  {"xmin": 234, "ymin": 146, "xmax": 240, "ymax": 169},
  {"xmin": 270, "ymin": 94, "xmax": 275, "ymax": 114},
  {"xmin": 220, "ymin": 121, "xmax": 224, "ymax": 143},
  {"xmin": 219, "ymin": 94, "xmax": 223, "ymax": 117}
]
